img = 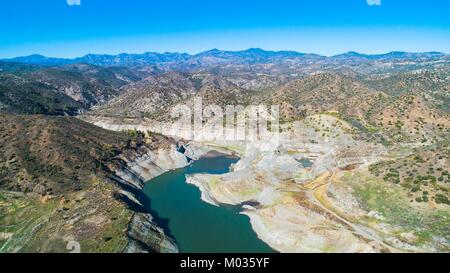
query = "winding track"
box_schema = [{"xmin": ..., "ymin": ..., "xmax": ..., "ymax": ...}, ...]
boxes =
[{"xmin": 304, "ymin": 172, "xmax": 400, "ymax": 252}]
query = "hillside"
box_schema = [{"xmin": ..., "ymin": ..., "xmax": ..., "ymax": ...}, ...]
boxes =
[
  {"xmin": 90, "ymin": 68, "xmax": 450, "ymax": 146},
  {"xmin": 0, "ymin": 114, "xmax": 180, "ymax": 253},
  {"xmin": 25, "ymin": 64, "xmax": 142, "ymax": 107},
  {"xmin": 0, "ymin": 74, "xmax": 84, "ymax": 115},
  {"xmin": 267, "ymin": 73, "xmax": 382, "ymax": 121},
  {"xmin": 364, "ymin": 70, "xmax": 450, "ymax": 113},
  {"xmin": 0, "ymin": 63, "xmax": 144, "ymax": 115}
]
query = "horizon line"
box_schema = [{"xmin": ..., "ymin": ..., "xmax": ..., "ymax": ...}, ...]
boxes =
[{"xmin": 1, "ymin": 48, "xmax": 449, "ymax": 61}]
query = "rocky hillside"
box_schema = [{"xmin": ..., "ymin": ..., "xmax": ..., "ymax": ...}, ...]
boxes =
[
  {"xmin": 0, "ymin": 63, "xmax": 144, "ymax": 115},
  {"xmin": 264, "ymin": 73, "xmax": 449, "ymax": 144},
  {"xmin": 266, "ymin": 73, "xmax": 382, "ymax": 121},
  {"xmin": 364, "ymin": 70, "xmax": 450, "ymax": 113},
  {"xmin": 98, "ymin": 70, "xmax": 449, "ymax": 145},
  {"xmin": 369, "ymin": 141, "xmax": 449, "ymax": 206},
  {"xmin": 0, "ymin": 74, "xmax": 84, "ymax": 115},
  {"xmin": 91, "ymin": 71, "xmax": 257, "ymax": 118},
  {"xmin": 0, "ymin": 114, "xmax": 185, "ymax": 253},
  {"xmin": 92, "ymin": 72, "xmax": 198, "ymax": 117},
  {"xmin": 25, "ymin": 64, "xmax": 142, "ymax": 107}
]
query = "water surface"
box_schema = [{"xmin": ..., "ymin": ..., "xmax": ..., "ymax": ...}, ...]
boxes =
[{"xmin": 143, "ymin": 155, "xmax": 274, "ymax": 253}]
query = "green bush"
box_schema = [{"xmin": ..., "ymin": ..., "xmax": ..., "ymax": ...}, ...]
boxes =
[{"xmin": 435, "ymin": 194, "xmax": 450, "ymax": 205}]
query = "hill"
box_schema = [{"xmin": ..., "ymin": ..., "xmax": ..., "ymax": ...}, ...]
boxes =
[
  {"xmin": 0, "ymin": 74, "xmax": 84, "ymax": 115},
  {"xmin": 0, "ymin": 115, "xmax": 180, "ymax": 253}
]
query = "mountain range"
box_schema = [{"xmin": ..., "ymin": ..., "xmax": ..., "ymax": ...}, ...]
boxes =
[{"xmin": 3, "ymin": 48, "xmax": 448, "ymax": 68}]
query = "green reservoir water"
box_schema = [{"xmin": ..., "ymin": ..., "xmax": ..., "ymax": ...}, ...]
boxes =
[{"xmin": 143, "ymin": 155, "xmax": 275, "ymax": 253}]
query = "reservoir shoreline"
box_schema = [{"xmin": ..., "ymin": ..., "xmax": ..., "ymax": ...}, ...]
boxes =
[{"xmin": 142, "ymin": 152, "xmax": 275, "ymax": 253}]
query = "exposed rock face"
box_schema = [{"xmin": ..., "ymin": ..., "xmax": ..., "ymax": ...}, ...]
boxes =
[
  {"xmin": 0, "ymin": 115, "xmax": 188, "ymax": 253},
  {"xmin": 107, "ymin": 143, "xmax": 189, "ymax": 253},
  {"xmin": 109, "ymin": 144, "xmax": 189, "ymax": 191},
  {"xmin": 124, "ymin": 213, "xmax": 178, "ymax": 253},
  {"xmin": 26, "ymin": 64, "xmax": 141, "ymax": 108},
  {"xmin": 0, "ymin": 74, "xmax": 85, "ymax": 115}
]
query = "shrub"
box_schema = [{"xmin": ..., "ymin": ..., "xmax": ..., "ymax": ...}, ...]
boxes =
[{"xmin": 435, "ymin": 194, "xmax": 450, "ymax": 205}]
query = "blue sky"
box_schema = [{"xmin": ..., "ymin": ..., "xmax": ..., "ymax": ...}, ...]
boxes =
[{"xmin": 0, "ymin": 0, "xmax": 449, "ymax": 58}]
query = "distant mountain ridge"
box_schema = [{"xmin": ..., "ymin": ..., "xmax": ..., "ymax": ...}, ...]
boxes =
[
  {"xmin": 3, "ymin": 49, "xmax": 447, "ymax": 67},
  {"xmin": 2, "ymin": 48, "xmax": 449, "ymax": 119}
]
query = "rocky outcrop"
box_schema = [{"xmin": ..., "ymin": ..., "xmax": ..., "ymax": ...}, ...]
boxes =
[
  {"xmin": 107, "ymin": 143, "xmax": 189, "ymax": 253},
  {"xmin": 124, "ymin": 213, "xmax": 178, "ymax": 253},
  {"xmin": 109, "ymin": 144, "xmax": 188, "ymax": 191}
]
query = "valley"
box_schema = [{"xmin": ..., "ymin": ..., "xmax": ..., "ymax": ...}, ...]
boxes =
[
  {"xmin": 0, "ymin": 49, "xmax": 449, "ymax": 253},
  {"xmin": 86, "ymin": 112, "xmax": 448, "ymax": 252}
]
